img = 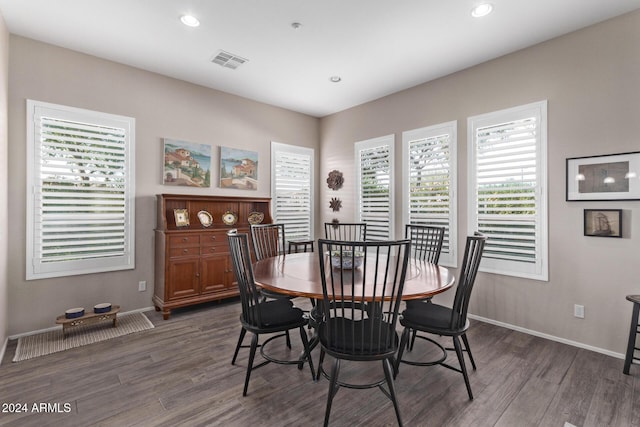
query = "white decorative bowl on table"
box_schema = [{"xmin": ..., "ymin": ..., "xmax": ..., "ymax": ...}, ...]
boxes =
[{"xmin": 330, "ymin": 251, "xmax": 364, "ymax": 269}]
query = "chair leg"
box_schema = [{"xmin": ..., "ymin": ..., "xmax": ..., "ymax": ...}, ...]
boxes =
[
  {"xmin": 323, "ymin": 358, "xmax": 341, "ymax": 427},
  {"xmin": 317, "ymin": 348, "xmax": 326, "ymax": 380},
  {"xmin": 409, "ymin": 328, "xmax": 418, "ymax": 350},
  {"xmin": 624, "ymin": 302, "xmax": 640, "ymax": 374},
  {"xmin": 298, "ymin": 326, "xmax": 316, "ymax": 381},
  {"xmin": 285, "ymin": 330, "xmax": 292, "ymax": 349},
  {"xmin": 243, "ymin": 333, "xmax": 259, "ymax": 397},
  {"xmin": 461, "ymin": 333, "xmax": 476, "ymax": 370},
  {"xmin": 453, "ymin": 335, "xmax": 473, "ymax": 400},
  {"xmin": 232, "ymin": 327, "xmax": 247, "ymax": 365},
  {"xmin": 383, "ymin": 358, "xmax": 404, "ymax": 427},
  {"xmin": 395, "ymin": 327, "xmax": 410, "ymax": 377}
]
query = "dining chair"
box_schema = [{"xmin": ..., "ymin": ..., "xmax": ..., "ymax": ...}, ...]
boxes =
[
  {"xmin": 404, "ymin": 224, "xmax": 445, "ymax": 349},
  {"xmin": 395, "ymin": 233, "xmax": 486, "ymax": 400},
  {"xmin": 324, "ymin": 222, "xmax": 367, "ymax": 241},
  {"xmin": 251, "ymin": 223, "xmax": 286, "ymax": 261},
  {"xmin": 405, "ymin": 224, "xmax": 444, "ymax": 264},
  {"xmin": 227, "ymin": 232, "xmax": 315, "ymax": 396},
  {"xmin": 316, "ymin": 238, "xmax": 411, "ymax": 427},
  {"xmin": 250, "ymin": 223, "xmax": 293, "ymax": 301}
]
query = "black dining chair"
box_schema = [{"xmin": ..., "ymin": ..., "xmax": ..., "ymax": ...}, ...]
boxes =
[
  {"xmin": 316, "ymin": 238, "xmax": 411, "ymax": 427},
  {"xmin": 405, "ymin": 224, "xmax": 444, "ymax": 264},
  {"xmin": 324, "ymin": 222, "xmax": 367, "ymax": 241},
  {"xmin": 404, "ymin": 224, "xmax": 445, "ymax": 348},
  {"xmin": 228, "ymin": 232, "xmax": 315, "ymax": 396},
  {"xmin": 250, "ymin": 223, "xmax": 294, "ymax": 301},
  {"xmin": 395, "ymin": 233, "xmax": 486, "ymax": 400}
]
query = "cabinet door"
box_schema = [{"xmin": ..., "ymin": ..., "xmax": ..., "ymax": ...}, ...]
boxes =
[
  {"xmin": 200, "ymin": 254, "xmax": 229, "ymax": 294},
  {"xmin": 167, "ymin": 258, "xmax": 200, "ymax": 299}
]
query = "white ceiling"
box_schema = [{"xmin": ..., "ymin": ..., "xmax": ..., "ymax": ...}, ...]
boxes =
[{"xmin": 1, "ymin": 0, "xmax": 639, "ymax": 117}]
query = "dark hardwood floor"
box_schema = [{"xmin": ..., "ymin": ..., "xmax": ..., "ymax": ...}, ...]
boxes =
[{"xmin": 1, "ymin": 298, "xmax": 639, "ymax": 427}]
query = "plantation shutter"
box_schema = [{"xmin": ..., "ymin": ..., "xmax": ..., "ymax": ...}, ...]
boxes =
[
  {"xmin": 27, "ymin": 100, "xmax": 135, "ymax": 280},
  {"xmin": 271, "ymin": 143, "xmax": 313, "ymax": 240},
  {"xmin": 468, "ymin": 101, "xmax": 548, "ymax": 281},
  {"xmin": 356, "ymin": 135, "xmax": 394, "ymax": 241},
  {"xmin": 405, "ymin": 121, "xmax": 457, "ymax": 266}
]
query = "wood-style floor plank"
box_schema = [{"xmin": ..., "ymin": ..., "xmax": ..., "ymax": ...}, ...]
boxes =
[{"xmin": 1, "ymin": 298, "xmax": 637, "ymax": 427}]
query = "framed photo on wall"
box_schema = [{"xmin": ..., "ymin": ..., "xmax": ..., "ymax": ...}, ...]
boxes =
[
  {"xmin": 584, "ymin": 209, "xmax": 622, "ymax": 238},
  {"xmin": 566, "ymin": 152, "xmax": 640, "ymax": 201}
]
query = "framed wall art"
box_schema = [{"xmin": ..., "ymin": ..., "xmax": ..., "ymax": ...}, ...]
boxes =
[
  {"xmin": 566, "ymin": 151, "xmax": 640, "ymax": 201},
  {"xmin": 584, "ymin": 209, "xmax": 622, "ymax": 238},
  {"xmin": 163, "ymin": 138, "xmax": 212, "ymax": 188},
  {"xmin": 219, "ymin": 146, "xmax": 258, "ymax": 190}
]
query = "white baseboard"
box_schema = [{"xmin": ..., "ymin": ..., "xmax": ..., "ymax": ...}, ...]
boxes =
[
  {"xmin": 468, "ymin": 313, "xmax": 625, "ymax": 360},
  {"xmin": 7, "ymin": 306, "xmax": 155, "ymax": 340}
]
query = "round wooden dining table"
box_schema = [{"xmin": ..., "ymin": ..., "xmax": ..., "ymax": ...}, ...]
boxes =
[{"xmin": 253, "ymin": 251, "xmax": 456, "ymax": 300}]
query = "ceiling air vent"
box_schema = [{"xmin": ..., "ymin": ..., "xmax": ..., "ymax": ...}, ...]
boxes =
[{"xmin": 211, "ymin": 50, "xmax": 248, "ymax": 70}]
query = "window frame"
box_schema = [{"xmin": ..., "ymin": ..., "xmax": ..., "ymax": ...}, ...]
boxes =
[
  {"xmin": 26, "ymin": 100, "xmax": 136, "ymax": 280},
  {"xmin": 402, "ymin": 121, "xmax": 457, "ymax": 267},
  {"xmin": 355, "ymin": 134, "xmax": 395, "ymax": 241},
  {"xmin": 270, "ymin": 141, "xmax": 315, "ymax": 241},
  {"xmin": 467, "ymin": 100, "xmax": 548, "ymax": 281}
]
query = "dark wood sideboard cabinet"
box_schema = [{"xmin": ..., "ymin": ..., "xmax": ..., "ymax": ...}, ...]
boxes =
[{"xmin": 154, "ymin": 194, "xmax": 272, "ymax": 319}]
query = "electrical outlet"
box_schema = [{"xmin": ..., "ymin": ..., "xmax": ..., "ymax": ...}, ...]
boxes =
[
  {"xmin": 574, "ymin": 304, "xmax": 585, "ymax": 319},
  {"xmin": 138, "ymin": 281, "xmax": 146, "ymax": 292}
]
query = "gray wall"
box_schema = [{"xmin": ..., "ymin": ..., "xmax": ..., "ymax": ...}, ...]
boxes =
[
  {"xmin": 7, "ymin": 36, "xmax": 320, "ymax": 335},
  {"xmin": 319, "ymin": 10, "xmax": 640, "ymax": 355},
  {"xmin": 5, "ymin": 10, "xmax": 640, "ymax": 357},
  {"xmin": 0, "ymin": 11, "xmax": 8, "ymax": 355}
]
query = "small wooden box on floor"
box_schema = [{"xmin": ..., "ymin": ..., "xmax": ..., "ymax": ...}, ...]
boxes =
[
  {"xmin": 55, "ymin": 305, "xmax": 120, "ymax": 339},
  {"xmin": 154, "ymin": 194, "xmax": 272, "ymax": 319}
]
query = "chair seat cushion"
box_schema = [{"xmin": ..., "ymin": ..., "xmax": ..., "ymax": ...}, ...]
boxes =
[
  {"xmin": 319, "ymin": 317, "xmax": 398, "ymax": 354},
  {"xmin": 248, "ymin": 299, "xmax": 302, "ymax": 327},
  {"xmin": 402, "ymin": 301, "xmax": 455, "ymax": 331}
]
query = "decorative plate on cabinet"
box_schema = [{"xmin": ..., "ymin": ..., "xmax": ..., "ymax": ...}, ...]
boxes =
[
  {"xmin": 247, "ymin": 211, "xmax": 264, "ymax": 225},
  {"xmin": 197, "ymin": 210, "xmax": 213, "ymax": 227},
  {"xmin": 222, "ymin": 211, "xmax": 238, "ymax": 226}
]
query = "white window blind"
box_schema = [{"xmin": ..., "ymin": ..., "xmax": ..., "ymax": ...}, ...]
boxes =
[
  {"xmin": 271, "ymin": 142, "xmax": 314, "ymax": 240},
  {"xmin": 355, "ymin": 135, "xmax": 394, "ymax": 241},
  {"xmin": 403, "ymin": 121, "xmax": 457, "ymax": 267},
  {"xmin": 27, "ymin": 100, "xmax": 135, "ymax": 280},
  {"xmin": 468, "ymin": 101, "xmax": 548, "ymax": 281}
]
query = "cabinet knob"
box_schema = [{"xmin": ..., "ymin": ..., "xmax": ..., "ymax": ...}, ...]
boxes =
[
  {"xmin": 211, "ymin": 236, "xmax": 216, "ymax": 240},
  {"xmin": 210, "ymin": 248, "xmax": 216, "ymax": 252},
  {"xmin": 183, "ymin": 249, "xmax": 188, "ymax": 254},
  {"xmin": 196, "ymin": 273, "xmax": 200, "ymax": 277},
  {"xmin": 182, "ymin": 237, "xmax": 188, "ymax": 242}
]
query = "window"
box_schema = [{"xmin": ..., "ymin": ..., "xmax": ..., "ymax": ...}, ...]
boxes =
[
  {"xmin": 271, "ymin": 142, "xmax": 314, "ymax": 240},
  {"xmin": 468, "ymin": 101, "xmax": 548, "ymax": 281},
  {"xmin": 355, "ymin": 135, "xmax": 394, "ymax": 241},
  {"xmin": 402, "ymin": 121, "xmax": 457, "ymax": 266},
  {"xmin": 26, "ymin": 100, "xmax": 135, "ymax": 280}
]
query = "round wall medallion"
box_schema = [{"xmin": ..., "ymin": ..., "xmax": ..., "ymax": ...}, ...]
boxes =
[{"xmin": 326, "ymin": 170, "xmax": 344, "ymax": 190}]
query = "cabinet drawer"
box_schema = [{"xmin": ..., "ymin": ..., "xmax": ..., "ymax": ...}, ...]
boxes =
[
  {"xmin": 169, "ymin": 247, "xmax": 200, "ymax": 258},
  {"xmin": 201, "ymin": 232, "xmax": 229, "ymax": 247},
  {"xmin": 200, "ymin": 245, "xmax": 228, "ymax": 255},
  {"xmin": 169, "ymin": 234, "xmax": 201, "ymax": 248}
]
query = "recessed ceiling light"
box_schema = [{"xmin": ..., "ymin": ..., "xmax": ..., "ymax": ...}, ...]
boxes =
[
  {"xmin": 180, "ymin": 15, "xmax": 200, "ymax": 27},
  {"xmin": 471, "ymin": 3, "xmax": 493, "ymax": 18},
  {"xmin": 291, "ymin": 22, "xmax": 302, "ymax": 30},
  {"xmin": 329, "ymin": 76, "xmax": 342, "ymax": 83}
]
